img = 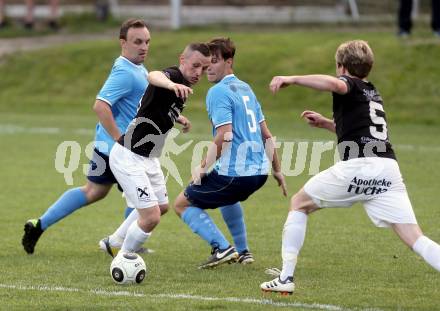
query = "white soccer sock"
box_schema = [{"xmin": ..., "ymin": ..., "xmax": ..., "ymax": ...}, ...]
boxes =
[
  {"xmin": 280, "ymin": 211, "xmax": 308, "ymax": 281},
  {"xmin": 109, "ymin": 209, "xmax": 139, "ymax": 247},
  {"xmin": 120, "ymin": 220, "xmax": 151, "ymax": 253},
  {"xmin": 412, "ymin": 235, "xmax": 440, "ymax": 271}
]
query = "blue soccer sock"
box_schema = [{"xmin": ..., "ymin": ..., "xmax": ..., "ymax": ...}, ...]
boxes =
[
  {"xmin": 39, "ymin": 187, "xmax": 88, "ymax": 230},
  {"xmin": 220, "ymin": 202, "xmax": 248, "ymax": 253},
  {"xmin": 124, "ymin": 207, "xmax": 134, "ymax": 219},
  {"xmin": 181, "ymin": 206, "xmax": 230, "ymax": 250}
]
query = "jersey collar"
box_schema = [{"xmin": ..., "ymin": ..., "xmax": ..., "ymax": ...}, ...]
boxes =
[
  {"xmin": 220, "ymin": 74, "xmax": 235, "ymax": 83},
  {"xmin": 119, "ymin": 56, "xmax": 145, "ymax": 68}
]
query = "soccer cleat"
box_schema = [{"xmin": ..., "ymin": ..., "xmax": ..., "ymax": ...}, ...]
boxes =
[
  {"xmin": 22, "ymin": 219, "xmax": 44, "ymax": 254},
  {"xmin": 99, "ymin": 237, "xmax": 154, "ymax": 258},
  {"xmin": 237, "ymin": 250, "xmax": 255, "ymax": 264},
  {"xmin": 264, "ymin": 267, "xmax": 281, "ymax": 277},
  {"xmin": 99, "ymin": 237, "xmax": 117, "ymax": 258},
  {"xmin": 198, "ymin": 245, "xmax": 239, "ymax": 269},
  {"xmin": 260, "ymin": 276, "xmax": 295, "ymax": 295}
]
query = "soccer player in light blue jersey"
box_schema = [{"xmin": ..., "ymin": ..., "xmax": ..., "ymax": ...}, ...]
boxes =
[
  {"xmin": 22, "ymin": 19, "xmax": 151, "ymax": 254},
  {"xmin": 174, "ymin": 37, "xmax": 287, "ymax": 269}
]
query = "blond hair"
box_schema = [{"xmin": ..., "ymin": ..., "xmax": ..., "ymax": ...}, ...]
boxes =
[{"xmin": 335, "ymin": 40, "xmax": 374, "ymax": 79}]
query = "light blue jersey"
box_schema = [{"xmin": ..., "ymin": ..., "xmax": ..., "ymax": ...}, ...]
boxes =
[
  {"xmin": 207, "ymin": 74, "xmax": 269, "ymax": 177},
  {"xmin": 95, "ymin": 56, "xmax": 148, "ymax": 155}
]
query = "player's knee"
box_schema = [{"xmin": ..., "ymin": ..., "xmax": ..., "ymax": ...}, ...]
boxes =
[
  {"xmin": 138, "ymin": 216, "xmax": 160, "ymax": 229},
  {"xmin": 289, "ymin": 191, "xmax": 315, "ymax": 214},
  {"xmin": 80, "ymin": 184, "xmax": 109, "ymax": 203},
  {"xmin": 138, "ymin": 210, "xmax": 160, "ymax": 232},
  {"xmin": 173, "ymin": 203, "xmax": 183, "ymax": 217},
  {"xmin": 289, "ymin": 192, "xmax": 302, "ymax": 211},
  {"xmin": 159, "ymin": 204, "xmax": 169, "ymax": 215},
  {"xmin": 173, "ymin": 193, "xmax": 188, "ymax": 216}
]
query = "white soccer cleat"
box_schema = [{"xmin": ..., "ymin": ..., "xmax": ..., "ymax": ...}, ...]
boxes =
[{"xmin": 260, "ymin": 276, "xmax": 295, "ymax": 295}]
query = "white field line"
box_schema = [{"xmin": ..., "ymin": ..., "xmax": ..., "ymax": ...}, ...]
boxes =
[
  {"xmin": 1, "ymin": 123, "xmax": 439, "ymax": 153},
  {"xmin": 0, "ymin": 283, "xmax": 383, "ymax": 311}
]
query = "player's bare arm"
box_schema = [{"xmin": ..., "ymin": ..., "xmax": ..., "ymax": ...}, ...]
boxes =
[
  {"xmin": 192, "ymin": 124, "xmax": 232, "ymax": 183},
  {"xmin": 93, "ymin": 99, "xmax": 121, "ymax": 140},
  {"xmin": 270, "ymin": 75, "xmax": 348, "ymax": 94},
  {"xmin": 301, "ymin": 110, "xmax": 336, "ymax": 133},
  {"xmin": 147, "ymin": 71, "xmax": 193, "ymax": 99},
  {"xmin": 269, "ymin": 76, "xmax": 297, "ymax": 93},
  {"xmin": 176, "ymin": 115, "xmax": 191, "ymax": 133},
  {"xmin": 260, "ymin": 121, "xmax": 287, "ymax": 196}
]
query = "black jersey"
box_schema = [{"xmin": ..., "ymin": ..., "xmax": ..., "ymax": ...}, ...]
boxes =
[
  {"xmin": 332, "ymin": 75, "xmax": 396, "ymax": 161},
  {"xmin": 119, "ymin": 66, "xmax": 189, "ymax": 157}
]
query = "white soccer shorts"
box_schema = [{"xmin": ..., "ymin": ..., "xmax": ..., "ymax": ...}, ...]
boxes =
[
  {"xmin": 109, "ymin": 143, "xmax": 168, "ymax": 209},
  {"xmin": 303, "ymin": 157, "xmax": 417, "ymax": 227}
]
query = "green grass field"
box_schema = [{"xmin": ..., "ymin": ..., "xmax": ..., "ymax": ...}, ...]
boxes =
[{"xmin": 1, "ymin": 28, "xmax": 439, "ymax": 310}]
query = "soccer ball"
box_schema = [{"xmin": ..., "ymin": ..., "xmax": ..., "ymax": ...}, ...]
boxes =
[{"xmin": 110, "ymin": 252, "xmax": 147, "ymax": 285}]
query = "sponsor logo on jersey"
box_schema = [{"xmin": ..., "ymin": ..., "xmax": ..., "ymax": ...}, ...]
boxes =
[
  {"xmin": 363, "ymin": 89, "xmax": 383, "ymax": 102},
  {"xmin": 347, "ymin": 177, "xmax": 391, "ymax": 195}
]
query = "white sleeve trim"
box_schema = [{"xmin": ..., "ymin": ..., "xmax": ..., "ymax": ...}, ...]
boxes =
[
  {"xmin": 96, "ymin": 97, "xmax": 113, "ymax": 107},
  {"xmin": 259, "ymin": 118, "xmax": 266, "ymax": 123},
  {"xmin": 214, "ymin": 121, "xmax": 232, "ymax": 128}
]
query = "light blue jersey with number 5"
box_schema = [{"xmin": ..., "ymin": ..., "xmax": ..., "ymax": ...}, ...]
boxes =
[{"xmin": 206, "ymin": 74, "xmax": 269, "ymax": 177}]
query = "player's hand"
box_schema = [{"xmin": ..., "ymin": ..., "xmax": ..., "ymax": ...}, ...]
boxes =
[
  {"xmin": 301, "ymin": 110, "xmax": 326, "ymax": 128},
  {"xmin": 179, "ymin": 116, "xmax": 192, "ymax": 133},
  {"xmin": 168, "ymin": 82, "xmax": 193, "ymax": 100},
  {"xmin": 269, "ymin": 76, "xmax": 294, "ymax": 94},
  {"xmin": 272, "ymin": 170, "xmax": 287, "ymax": 197}
]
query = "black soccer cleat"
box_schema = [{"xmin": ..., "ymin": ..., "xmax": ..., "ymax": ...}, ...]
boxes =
[
  {"xmin": 198, "ymin": 245, "xmax": 238, "ymax": 269},
  {"xmin": 22, "ymin": 219, "xmax": 44, "ymax": 254},
  {"xmin": 237, "ymin": 250, "xmax": 255, "ymax": 264}
]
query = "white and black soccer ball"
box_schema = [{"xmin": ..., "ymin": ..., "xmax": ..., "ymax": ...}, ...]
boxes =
[{"xmin": 110, "ymin": 252, "xmax": 146, "ymax": 285}]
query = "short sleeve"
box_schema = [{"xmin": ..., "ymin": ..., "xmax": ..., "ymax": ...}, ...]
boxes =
[
  {"xmin": 97, "ymin": 67, "xmax": 133, "ymax": 106},
  {"xmin": 207, "ymin": 87, "xmax": 232, "ymax": 128},
  {"xmin": 338, "ymin": 75, "xmax": 355, "ymax": 94},
  {"xmin": 163, "ymin": 67, "xmax": 181, "ymax": 83}
]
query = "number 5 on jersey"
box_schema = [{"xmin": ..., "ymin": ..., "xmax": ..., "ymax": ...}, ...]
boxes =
[
  {"xmin": 369, "ymin": 100, "xmax": 388, "ymax": 140},
  {"xmin": 242, "ymin": 95, "xmax": 257, "ymax": 133}
]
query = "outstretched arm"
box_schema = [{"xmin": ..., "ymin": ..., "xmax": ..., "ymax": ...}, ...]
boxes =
[
  {"xmin": 301, "ymin": 110, "xmax": 336, "ymax": 133},
  {"xmin": 270, "ymin": 75, "xmax": 348, "ymax": 95},
  {"xmin": 147, "ymin": 71, "xmax": 193, "ymax": 99}
]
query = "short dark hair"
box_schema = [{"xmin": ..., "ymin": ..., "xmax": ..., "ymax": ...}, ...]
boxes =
[
  {"xmin": 208, "ymin": 37, "xmax": 235, "ymax": 60},
  {"xmin": 186, "ymin": 42, "xmax": 211, "ymax": 57},
  {"xmin": 119, "ymin": 19, "xmax": 148, "ymax": 40}
]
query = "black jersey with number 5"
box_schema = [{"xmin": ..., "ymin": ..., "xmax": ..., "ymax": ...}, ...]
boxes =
[
  {"xmin": 332, "ymin": 75, "xmax": 396, "ymax": 161},
  {"xmin": 119, "ymin": 66, "xmax": 189, "ymax": 157}
]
